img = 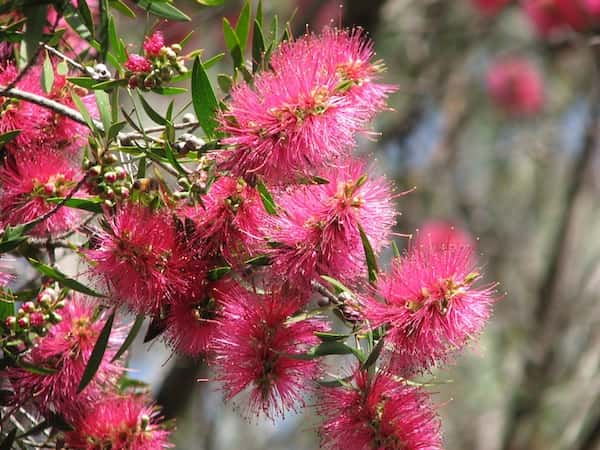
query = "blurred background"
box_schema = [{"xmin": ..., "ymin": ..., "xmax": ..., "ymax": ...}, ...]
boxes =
[{"xmin": 41, "ymin": 1, "xmax": 600, "ymax": 449}]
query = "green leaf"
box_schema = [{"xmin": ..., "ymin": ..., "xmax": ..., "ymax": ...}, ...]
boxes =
[
  {"xmin": 42, "ymin": 51, "xmax": 54, "ymax": 94},
  {"xmin": 110, "ymin": 0, "xmax": 136, "ymax": 17},
  {"xmin": 77, "ymin": 0, "xmax": 95, "ymax": 38},
  {"xmin": 143, "ymin": 314, "xmax": 167, "ymax": 343},
  {"xmin": 191, "ymin": 57, "xmax": 219, "ymax": 138},
  {"xmin": 46, "ymin": 197, "xmax": 103, "ymax": 214},
  {"xmin": 20, "ymin": 5, "xmax": 46, "ymax": 69},
  {"xmin": 136, "ymin": 157, "xmax": 146, "ymax": 178},
  {"xmin": 320, "ymin": 275, "xmax": 351, "ymax": 294},
  {"xmin": 195, "ymin": 0, "xmax": 224, "ymax": 5},
  {"xmin": 164, "ymin": 141, "xmax": 186, "ymax": 175},
  {"xmin": 256, "ymin": 0, "xmax": 263, "ymax": 28},
  {"xmin": 108, "ymin": 15, "xmax": 127, "ymax": 64},
  {"xmin": 252, "ymin": 19, "xmax": 265, "ymax": 72},
  {"xmin": 0, "ymin": 224, "xmax": 28, "ymax": 253},
  {"xmin": 204, "ymin": 52, "xmax": 225, "ymax": 69},
  {"xmin": 315, "ymin": 331, "xmax": 349, "ymax": 342},
  {"xmin": 256, "ymin": 181, "xmax": 277, "ymax": 215},
  {"xmin": 358, "ymin": 223, "xmax": 379, "ymax": 283},
  {"xmin": 112, "ymin": 313, "xmax": 144, "ymax": 362},
  {"xmin": 67, "ymin": 76, "xmax": 97, "ymax": 89},
  {"xmin": 235, "ymin": 1, "xmax": 251, "ymax": 54},
  {"xmin": 136, "ymin": 0, "xmax": 191, "ymax": 21},
  {"xmin": 57, "ymin": 60, "xmax": 69, "ymax": 76},
  {"xmin": 107, "ymin": 121, "xmax": 127, "ymax": 142},
  {"xmin": 17, "ymin": 359, "xmax": 58, "ymax": 376},
  {"xmin": 71, "ymin": 92, "xmax": 98, "ymax": 131},
  {"xmin": 217, "ymin": 74, "xmax": 233, "ymax": 94},
  {"xmin": 0, "ymin": 130, "xmax": 21, "ymax": 146},
  {"xmin": 293, "ymin": 342, "xmax": 365, "ymax": 362},
  {"xmin": 138, "ymin": 94, "xmax": 168, "ymax": 126},
  {"xmin": 245, "ymin": 254, "xmax": 271, "ymax": 266},
  {"xmin": 317, "ymin": 377, "xmax": 353, "ymax": 388},
  {"xmin": 391, "ymin": 240, "xmax": 401, "ymax": 258},
  {"xmin": 222, "ymin": 18, "xmax": 243, "ymax": 69},
  {"xmin": 28, "ymin": 259, "xmax": 105, "ymax": 297},
  {"xmin": 78, "ymin": 309, "xmax": 115, "ymax": 392},
  {"xmin": 151, "ymin": 86, "xmax": 187, "ymax": 95},
  {"xmin": 208, "ymin": 266, "xmax": 231, "ymax": 281},
  {"xmin": 361, "ymin": 336, "xmax": 385, "ymax": 370},
  {"xmin": 0, "ymin": 428, "xmax": 16, "ymax": 450},
  {"xmin": 95, "ymin": 90, "xmax": 112, "ymax": 132},
  {"xmin": 0, "ymin": 300, "xmax": 15, "ymax": 322}
]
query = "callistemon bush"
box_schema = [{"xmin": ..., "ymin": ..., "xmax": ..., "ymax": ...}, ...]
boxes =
[{"xmin": 0, "ymin": 2, "xmax": 500, "ymax": 448}]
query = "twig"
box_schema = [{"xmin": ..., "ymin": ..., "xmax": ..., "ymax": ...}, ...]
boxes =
[
  {"xmin": 42, "ymin": 43, "xmax": 90, "ymax": 75},
  {"xmin": 311, "ymin": 280, "xmax": 342, "ymax": 305}
]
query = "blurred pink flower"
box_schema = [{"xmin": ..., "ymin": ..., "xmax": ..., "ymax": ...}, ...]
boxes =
[
  {"xmin": 471, "ymin": 0, "xmax": 512, "ymax": 16},
  {"xmin": 317, "ymin": 369, "xmax": 442, "ymax": 450},
  {"xmin": 361, "ymin": 244, "xmax": 496, "ymax": 373},
  {"xmin": 7, "ymin": 297, "xmax": 123, "ymax": 419},
  {"xmin": 486, "ymin": 57, "xmax": 544, "ymax": 116},
  {"xmin": 0, "ymin": 151, "xmax": 84, "ymax": 237},
  {"xmin": 65, "ymin": 393, "xmax": 172, "ymax": 449},
  {"xmin": 414, "ymin": 220, "xmax": 474, "ymax": 250},
  {"xmin": 213, "ymin": 283, "xmax": 324, "ymax": 419}
]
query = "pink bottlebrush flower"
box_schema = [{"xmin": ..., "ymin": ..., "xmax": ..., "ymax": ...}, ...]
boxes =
[
  {"xmin": 87, "ymin": 203, "xmax": 192, "ymax": 314},
  {"xmin": 47, "ymin": 1, "xmax": 100, "ymax": 56},
  {"xmin": 0, "ymin": 257, "xmax": 13, "ymax": 287},
  {"xmin": 265, "ymin": 160, "xmax": 396, "ymax": 288},
  {"xmin": 218, "ymin": 28, "xmax": 395, "ymax": 183},
  {"xmin": 486, "ymin": 57, "xmax": 544, "ymax": 117},
  {"xmin": 361, "ymin": 244, "xmax": 496, "ymax": 373},
  {"xmin": 7, "ymin": 297, "xmax": 123, "ymax": 419},
  {"xmin": 212, "ymin": 283, "xmax": 325, "ymax": 419},
  {"xmin": 471, "ymin": 0, "xmax": 512, "ymax": 16},
  {"xmin": 522, "ymin": 0, "xmax": 588, "ymax": 37},
  {"xmin": 125, "ymin": 54, "xmax": 152, "ymax": 73},
  {"xmin": 144, "ymin": 31, "xmax": 165, "ymax": 57},
  {"xmin": 317, "ymin": 369, "xmax": 442, "ymax": 450},
  {"xmin": 184, "ymin": 176, "xmax": 267, "ymax": 263},
  {"xmin": 0, "ymin": 64, "xmax": 52, "ymax": 148},
  {"xmin": 165, "ymin": 277, "xmax": 228, "ymax": 357},
  {"xmin": 0, "ymin": 151, "xmax": 84, "ymax": 237},
  {"xmin": 65, "ymin": 393, "xmax": 172, "ymax": 450},
  {"xmin": 414, "ymin": 220, "xmax": 475, "ymax": 250}
]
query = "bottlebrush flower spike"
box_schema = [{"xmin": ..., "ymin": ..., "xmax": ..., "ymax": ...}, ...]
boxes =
[
  {"xmin": 486, "ymin": 57, "xmax": 544, "ymax": 117},
  {"xmin": 0, "ymin": 151, "xmax": 84, "ymax": 237},
  {"xmin": 144, "ymin": 31, "xmax": 166, "ymax": 57},
  {"xmin": 218, "ymin": 27, "xmax": 395, "ymax": 183},
  {"xmin": 184, "ymin": 176, "xmax": 267, "ymax": 263},
  {"xmin": 64, "ymin": 393, "xmax": 172, "ymax": 450},
  {"xmin": 317, "ymin": 369, "xmax": 442, "ymax": 450},
  {"xmin": 7, "ymin": 297, "xmax": 123, "ymax": 420},
  {"xmin": 470, "ymin": 0, "xmax": 511, "ymax": 16},
  {"xmin": 0, "ymin": 257, "xmax": 13, "ymax": 287},
  {"xmin": 212, "ymin": 283, "xmax": 325, "ymax": 419},
  {"xmin": 125, "ymin": 54, "xmax": 152, "ymax": 73},
  {"xmin": 0, "ymin": 64, "xmax": 52, "ymax": 148},
  {"xmin": 165, "ymin": 277, "xmax": 229, "ymax": 357},
  {"xmin": 87, "ymin": 203, "xmax": 192, "ymax": 314},
  {"xmin": 361, "ymin": 243, "xmax": 496, "ymax": 373},
  {"xmin": 265, "ymin": 160, "xmax": 396, "ymax": 288}
]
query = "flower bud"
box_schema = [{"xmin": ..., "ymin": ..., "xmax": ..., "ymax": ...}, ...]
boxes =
[
  {"xmin": 104, "ymin": 171, "xmax": 117, "ymax": 183},
  {"xmin": 5, "ymin": 316, "xmax": 16, "ymax": 329},
  {"xmin": 171, "ymin": 43, "xmax": 182, "ymax": 53},
  {"xmin": 48, "ymin": 312, "xmax": 62, "ymax": 324},
  {"xmin": 22, "ymin": 301, "xmax": 35, "ymax": 313},
  {"xmin": 30, "ymin": 312, "xmax": 44, "ymax": 327},
  {"xmin": 17, "ymin": 316, "xmax": 29, "ymax": 328},
  {"xmin": 89, "ymin": 165, "xmax": 103, "ymax": 177},
  {"xmin": 43, "ymin": 182, "xmax": 56, "ymax": 195}
]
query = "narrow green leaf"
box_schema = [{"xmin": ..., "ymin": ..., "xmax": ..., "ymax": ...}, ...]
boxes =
[
  {"xmin": 107, "ymin": 121, "xmax": 127, "ymax": 142},
  {"xmin": 235, "ymin": 1, "xmax": 251, "ymax": 53},
  {"xmin": 143, "ymin": 314, "xmax": 167, "ymax": 343},
  {"xmin": 71, "ymin": 92, "xmax": 97, "ymax": 131},
  {"xmin": 208, "ymin": 266, "xmax": 232, "ymax": 281},
  {"xmin": 222, "ymin": 18, "xmax": 243, "ymax": 69},
  {"xmin": 252, "ymin": 19, "xmax": 265, "ymax": 72},
  {"xmin": 256, "ymin": 0, "xmax": 263, "ymax": 28},
  {"xmin": 108, "ymin": 15, "xmax": 127, "ymax": 64},
  {"xmin": 136, "ymin": 0, "xmax": 191, "ymax": 21},
  {"xmin": 293, "ymin": 342, "xmax": 366, "ymax": 362},
  {"xmin": 92, "ymin": 79, "xmax": 128, "ymax": 90},
  {"xmin": 204, "ymin": 52, "xmax": 225, "ymax": 69},
  {"xmin": 151, "ymin": 86, "xmax": 187, "ymax": 95},
  {"xmin": 28, "ymin": 259, "xmax": 105, "ymax": 297},
  {"xmin": 0, "ymin": 428, "xmax": 16, "ymax": 450},
  {"xmin": 78, "ymin": 309, "xmax": 115, "ymax": 392},
  {"xmin": 195, "ymin": 0, "xmax": 224, "ymax": 5},
  {"xmin": 361, "ymin": 336, "xmax": 385, "ymax": 370},
  {"xmin": 17, "ymin": 359, "xmax": 58, "ymax": 375},
  {"xmin": 42, "ymin": 51, "xmax": 54, "ymax": 94},
  {"xmin": 20, "ymin": 5, "xmax": 46, "ymax": 69},
  {"xmin": 317, "ymin": 377, "xmax": 353, "ymax": 388},
  {"xmin": 0, "ymin": 130, "xmax": 21, "ymax": 146},
  {"xmin": 320, "ymin": 275, "xmax": 351, "ymax": 294},
  {"xmin": 256, "ymin": 181, "xmax": 277, "ymax": 215},
  {"xmin": 111, "ymin": 313, "xmax": 144, "ymax": 362},
  {"xmin": 46, "ymin": 197, "xmax": 103, "ymax": 214},
  {"xmin": 357, "ymin": 223, "xmax": 379, "ymax": 283},
  {"xmin": 138, "ymin": 94, "xmax": 168, "ymax": 126},
  {"xmin": 110, "ymin": 0, "xmax": 136, "ymax": 17},
  {"xmin": 47, "ymin": 411, "xmax": 74, "ymax": 431},
  {"xmin": 391, "ymin": 240, "xmax": 401, "ymax": 258},
  {"xmin": 245, "ymin": 254, "xmax": 271, "ymax": 266},
  {"xmin": 0, "ymin": 300, "xmax": 15, "ymax": 322},
  {"xmin": 136, "ymin": 157, "xmax": 146, "ymax": 178},
  {"xmin": 315, "ymin": 332, "xmax": 349, "ymax": 342},
  {"xmin": 191, "ymin": 57, "xmax": 219, "ymax": 138},
  {"xmin": 77, "ymin": 0, "xmax": 95, "ymax": 38},
  {"xmin": 67, "ymin": 76, "xmax": 97, "ymax": 89},
  {"xmin": 164, "ymin": 141, "xmax": 186, "ymax": 175},
  {"xmin": 95, "ymin": 90, "xmax": 112, "ymax": 132},
  {"xmin": 217, "ymin": 73, "xmax": 233, "ymax": 94}
]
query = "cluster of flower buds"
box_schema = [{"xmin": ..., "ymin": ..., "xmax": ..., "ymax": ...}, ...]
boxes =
[
  {"xmin": 124, "ymin": 31, "xmax": 187, "ymax": 90},
  {"xmin": 174, "ymin": 155, "xmax": 215, "ymax": 200},
  {"xmin": 84, "ymin": 151, "xmax": 131, "ymax": 207},
  {"xmin": 3, "ymin": 284, "xmax": 64, "ymax": 353}
]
